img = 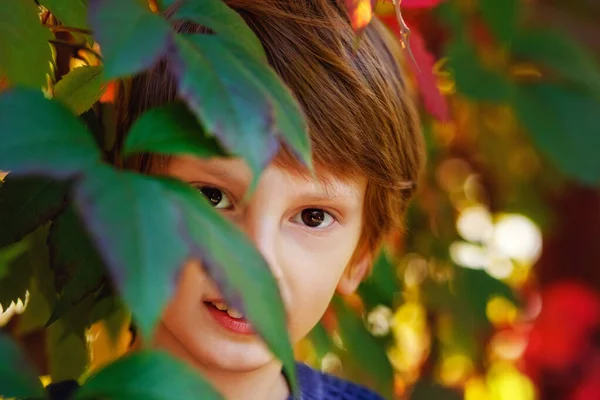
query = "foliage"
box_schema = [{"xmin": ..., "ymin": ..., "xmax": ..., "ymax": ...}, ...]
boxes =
[{"xmin": 1, "ymin": 0, "xmax": 599, "ymax": 399}]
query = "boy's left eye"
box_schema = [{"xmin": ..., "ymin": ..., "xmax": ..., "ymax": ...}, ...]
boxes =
[
  {"xmin": 292, "ymin": 208, "xmax": 335, "ymax": 229},
  {"xmin": 198, "ymin": 186, "xmax": 233, "ymax": 210}
]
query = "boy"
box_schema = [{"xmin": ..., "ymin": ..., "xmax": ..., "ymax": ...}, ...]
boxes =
[{"xmin": 50, "ymin": 0, "xmax": 425, "ymax": 398}]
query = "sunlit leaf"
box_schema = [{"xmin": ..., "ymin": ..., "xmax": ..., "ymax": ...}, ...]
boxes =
[
  {"xmin": 344, "ymin": 0, "xmax": 377, "ymax": 33},
  {"xmin": 0, "ymin": 175, "xmax": 68, "ymax": 247},
  {"xmin": 0, "ymin": 0, "xmax": 52, "ymax": 88},
  {"xmin": 512, "ymin": 29, "xmax": 600, "ymax": 94},
  {"xmin": 47, "ymin": 313, "xmax": 89, "ymax": 382},
  {"xmin": 479, "ymin": 0, "xmax": 520, "ymax": 43},
  {"xmin": 54, "ymin": 66, "xmax": 107, "ymax": 115},
  {"xmin": 0, "ymin": 88, "xmax": 102, "ymax": 178},
  {"xmin": 73, "ymin": 166, "xmax": 189, "ymax": 339},
  {"xmin": 0, "ymin": 333, "xmax": 45, "ymax": 398},
  {"xmin": 89, "ymin": 0, "xmax": 172, "ymax": 79},
  {"xmin": 171, "ymin": 0, "xmax": 266, "ymax": 61},
  {"xmin": 75, "ymin": 351, "xmax": 222, "ymax": 400},
  {"xmin": 124, "ymin": 102, "xmax": 225, "ymax": 159},
  {"xmin": 514, "ymin": 83, "xmax": 600, "ymax": 185},
  {"xmin": 160, "ymin": 178, "xmax": 298, "ymax": 393}
]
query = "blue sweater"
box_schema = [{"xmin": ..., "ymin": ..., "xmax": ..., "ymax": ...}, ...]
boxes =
[{"xmin": 47, "ymin": 362, "xmax": 384, "ymax": 399}]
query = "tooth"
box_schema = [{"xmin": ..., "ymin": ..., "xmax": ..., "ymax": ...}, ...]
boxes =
[
  {"xmin": 214, "ymin": 302, "xmax": 228, "ymax": 311},
  {"xmin": 226, "ymin": 307, "xmax": 244, "ymax": 319}
]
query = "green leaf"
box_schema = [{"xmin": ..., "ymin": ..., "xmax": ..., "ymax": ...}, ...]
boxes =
[
  {"xmin": 170, "ymin": 34, "xmax": 308, "ymax": 184},
  {"xmin": 54, "ymin": 66, "xmax": 107, "ymax": 115},
  {"xmin": 511, "ymin": 29, "xmax": 600, "ymax": 94},
  {"xmin": 76, "ymin": 351, "xmax": 222, "ymax": 400},
  {"xmin": 513, "ymin": 83, "xmax": 600, "ymax": 185},
  {"xmin": 73, "ymin": 166, "xmax": 189, "ymax": 339},
  {"xmin": 40, "ymin": 0, "xmax": 89, "ymax": 30},
  {"xmin": 358, "ymin": 250, "xmax": 399, "ymax": 309},
  {"xmin": 216, "ymin": 40, "xmax": 311, "ymax": 170},
  {"xmin": 479, "ymin": 0, "xmax": 520, "ymax": 44},
  {"xmin": 0, "ymin": 241, "xmax": 34, "ymax": 311},
  {"xmin": 0, "ymin": 333, "xmax": 45, "ymax": 398},
  {"xmin": 47, "ymin": 313, "xmax": 89, "ymax": 382},
  {"xmin": 172, "ymin": 0, "xmax": 266, "ymax": 61},
  {"xmin": 333, "ymin": 297, "xmax": 394, "ymax": 399},
  {"xmin": 171, "ymin": 35, "xmax": 278, "ymax": 182},
  {"xmin": 89, "ymin": 0, "xmax": 172, "ymax": 79},
  {"xmin": 160, "ymin": 179, "xmax": 298, "ymax": 392},
  {"xmin": 0, "ymin": 88, "xmax": 102, "ymax": 178},
  {"xmin": 124, "ymin": 102, "xmax": 225, "ymax": 158},
  {"xmin": 0, "ymin": 0, "xmax": 52, "ymax": 88},
  {"xmin": 0, "ymin": 175, "xmax": 68, "ymax": 247},
  {"xmin": 447, "ymin": 39, "xmax": 514, "ymax": 103},
  {"xmin": 46, "ymin": 206, "xmax": 107, "ymax": 326}
]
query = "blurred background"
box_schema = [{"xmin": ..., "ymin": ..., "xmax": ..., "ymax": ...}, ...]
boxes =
[
  {"xmin": 294, "ymin": 0, "xmax": 600, "ymax": 399},
  {"xmin": 2, "ymin": 0, "xmax": 600, "ymax": 399}
]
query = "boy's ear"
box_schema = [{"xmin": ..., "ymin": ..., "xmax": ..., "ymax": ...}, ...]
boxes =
[{"xmin": 336, "ymin": 251, "xmax": 372, "ymax": 296}]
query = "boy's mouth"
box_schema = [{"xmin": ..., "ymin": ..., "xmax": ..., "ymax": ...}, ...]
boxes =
[{"xmin": 203, "ymin": 300, "xmax": 255, "ymax": 335}]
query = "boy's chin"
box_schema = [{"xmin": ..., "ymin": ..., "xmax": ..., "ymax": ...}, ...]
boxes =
[{"xmin": 153, "ymin": 318, "xmax": 276, "ymax": 374}]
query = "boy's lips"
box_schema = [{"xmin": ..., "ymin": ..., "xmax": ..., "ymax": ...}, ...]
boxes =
[{"xmin": 203, "ymin": 300, "xmax": 255, "ymax": 335}]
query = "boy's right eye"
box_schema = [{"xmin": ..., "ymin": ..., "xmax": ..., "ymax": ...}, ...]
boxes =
[{"xmin": 198, "ymin": 186, "xmax": 233, "ymax": 210}]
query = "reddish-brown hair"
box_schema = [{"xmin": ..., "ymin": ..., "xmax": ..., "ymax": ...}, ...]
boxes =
[{"xmin": 116, "ymin": 0, "xmax": 426, "ymax": 265}]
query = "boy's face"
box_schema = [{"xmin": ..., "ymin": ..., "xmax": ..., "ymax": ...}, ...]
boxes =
[{"xmin": 154, "ymin": 155, "xmax": 370, "ymax": 373}]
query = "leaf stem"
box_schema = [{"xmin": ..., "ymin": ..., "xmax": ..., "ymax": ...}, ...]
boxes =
[{"xmin": 49, "ymin": 39, "xmax": 103, "ymax": 61}]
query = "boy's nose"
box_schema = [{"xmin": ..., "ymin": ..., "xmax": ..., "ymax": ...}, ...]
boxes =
[{"xmin": 242, "ymin": 214, "xmax": 292, "ymax": 310}]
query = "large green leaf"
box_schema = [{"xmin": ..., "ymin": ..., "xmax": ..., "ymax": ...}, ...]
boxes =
[
  {"xmin": 0, "ymin": 0, "xmax": 52, "ymax": 88},
  {"xmin": 0, "ymin": 175, "xmax": 68, "ymax": 247},
  {"xmin": 124, "ymin": 102, "xmax": 225, "ymax": 158},
  {"xmin": 54, "ymin": 66, "xmax": 107, "ymax": 115},
  {"xmin": 217, "ymin": 40, "xmax": 311, "ymax": 170},
  {"xmin": 0, "ymin": 333, "xmax": 45, "ymax": 398},
  {"xmin": 40, "ymin": 0, "xmax": 89, "ymax": 30},
  {"xmin": 358, "ymin": 250, "xmax": 399, "ymax": 309},
  {"xmin": 514, "ymin": 83, "xmax": 600, "ymax": 185},
  {"xmin": 46, "ymin": 206, "xmax": 107, "ymax": 326},
  {"xmin": 73, "ymin": 166, "xmax": 189, "ymax": 338},
  {"xmin": 479, "ymin": 0, "xmax": 520, "ymax": 44},
  {"xmin": 171, "ymin": 0, "xmax": 266, "ymax": 60},
  {"xmin": 76, "ymin": 351, "xmax": 222, "ymax": 400},
  {"xmin": 89, "ymin": 0, "xmax": 172, "ymax": 79},
  {"xmin": 160, "ymin": 178, "xmax": 298, "ymax": 392},
  {"xmin": 512, "ymin": 29, "xmax": 600, "ymax": 94},
  {"xmin": 0, "ymin": 88, "xmax": 102, "ymax": 178},
  {"xmin": 171, "ymin": 34, "xmax": 279, "ymax": 182},
  {"xmin": 446, "ymin": 39, "xmax": 514, "ymax": 103}
]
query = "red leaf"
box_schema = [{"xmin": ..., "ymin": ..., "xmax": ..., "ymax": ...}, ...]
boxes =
[
  {"xmin": 345, "ymin": 0, "xmax": 377, "ymax": 33},
  {"xmin": 406, "ymin": 29, "xmax": 450, "ymax": 121}
]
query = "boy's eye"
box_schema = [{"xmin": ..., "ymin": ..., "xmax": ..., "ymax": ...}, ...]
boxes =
[
  {"xmin": 199, "ymin": 186, "xmax": 232, "ymax": 210},
  {"xmin": 292, "ymin": 208, "xmax": 335, "ymax": 229}
]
